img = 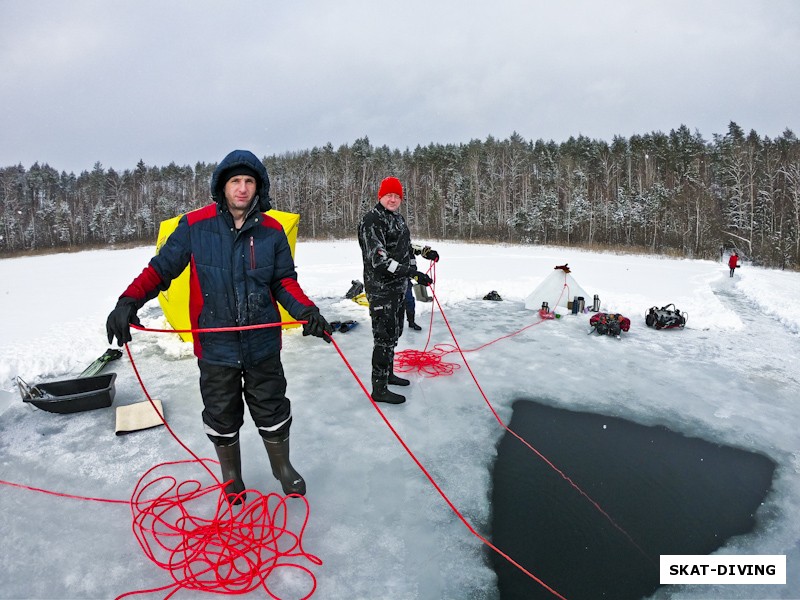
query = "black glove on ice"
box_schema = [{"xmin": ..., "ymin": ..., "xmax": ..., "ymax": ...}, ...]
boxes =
[
  {"xmin": 301, "ymin": 307, "xmax": 333, "ymax": 343},
  {"xmin": 411, "ymin": 271, "xmax": 433, "ymax": 287},
  {"xmin": 420, "ymin": 246, "xmax": 439, "ymax": 262},
  {"xmin": 106, "ymin": 296, "xmax": 141, "ymax": 346}
]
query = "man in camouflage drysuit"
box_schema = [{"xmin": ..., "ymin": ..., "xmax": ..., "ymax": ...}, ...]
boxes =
[{"xmin": 357, "ymin": 176, "xmax": 439, "ymax": 404}]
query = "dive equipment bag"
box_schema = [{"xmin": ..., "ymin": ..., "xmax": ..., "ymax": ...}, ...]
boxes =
[
  {"xmin": 645, "ymin": 303, "xmax": 687, "ymax": 329},
  {"xmin": 589, "ymin": 312, "xmax": 631, "ymax": 336}
]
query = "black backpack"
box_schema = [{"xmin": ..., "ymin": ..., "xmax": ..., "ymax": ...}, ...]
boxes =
[{"xmin": 645, "ymin": 303, "xmax": 687, "ymax": 329}]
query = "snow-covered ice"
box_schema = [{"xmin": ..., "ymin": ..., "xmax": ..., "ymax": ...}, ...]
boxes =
[{"xmin": 1, "ymin": 240, "xmax": 798, "ymax": 599}]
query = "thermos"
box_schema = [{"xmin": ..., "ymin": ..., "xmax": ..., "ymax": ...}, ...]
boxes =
[
  {"xmin": 541, "ymin": 301, "xmax": 549, "ymax": 313},
  {"xmin": 592, "ymin": 294, "xmax": 600, "ymax": 311},
  {"xmin": 572, "ymin": 296, "xmax": 579, "ymax": 314}
]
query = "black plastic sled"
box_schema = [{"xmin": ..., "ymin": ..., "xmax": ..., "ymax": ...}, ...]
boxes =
[
  {"xmin": 18, "ymin": 373, "xmax": 117, "ymax": 414},
  {"xmin": 16, "ymin": 348, "xmax": 122, "ymax": 414}
]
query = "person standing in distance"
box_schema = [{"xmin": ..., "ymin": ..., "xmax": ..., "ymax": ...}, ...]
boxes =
[
  {"xmin": 728, "ymin": 251, "xmax": 740, "ymax": 277},
  {"xmin": 106, "ymin": 149, "xmax": 332, "ymax": 504},
  {"xmin": 358, "ymin": 176, "xmax": 439, "ymax": 404},
  {"xmin": 405, "ymin": 280, "xmax": 422, "ymax": 330}
]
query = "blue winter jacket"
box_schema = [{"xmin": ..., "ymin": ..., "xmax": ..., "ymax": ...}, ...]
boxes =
[{"xmin": 120, "ymin": 150, "xmax": 317, "ymax": 367}]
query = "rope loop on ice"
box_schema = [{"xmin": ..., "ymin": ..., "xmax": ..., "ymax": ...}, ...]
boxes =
[
  {"xmin": 118, "ymin": 456, "xmax": 320, "ymax": 600},
  {"xmin": 395, "ymin": 261, "xmax": 548, "ymax": 377},
  {"xmin": 119, "ymin": 323, "xmax": 322, "ymax": 600}
]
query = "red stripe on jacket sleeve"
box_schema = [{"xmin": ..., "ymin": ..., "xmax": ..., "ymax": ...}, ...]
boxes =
[
  {"xmin": 188, "ymin": 256, "xmax": 205, "ymax": 359},
  {"xmin": 121, "ymin": 265, "xmax": 163, "ymax": 302},
  {"xmin": 280, "ymin": 277, "xmax": 314, "ymax": 309}
]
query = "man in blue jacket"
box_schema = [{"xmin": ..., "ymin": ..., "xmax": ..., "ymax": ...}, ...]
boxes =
[{"xmin": 106, "ymin": 149, "xmax": 332, "ymax": 503}]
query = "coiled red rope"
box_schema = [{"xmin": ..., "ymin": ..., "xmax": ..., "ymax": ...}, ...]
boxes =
[
  {"xmin": 120, "ymin": 458, "xmax": 319, "ymax": 599},
  {"xmin": 396, "ymin": 264, "xmax": 547, "ymax": 374},
  {"xmin": 119, "ymin": 329, "xmax": 321, "ymax": 599},
  {"xmin": 2, "ymin": 322, "xmax": 322, "ymax": 600},
  {"xmin": 396, "ymin": 264, "xmax": 567, "ymax": 375}
]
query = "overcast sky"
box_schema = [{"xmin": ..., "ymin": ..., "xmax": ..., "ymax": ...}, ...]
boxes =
[{"xmin": 2, "ymin": 0, "xmax": 798, "ymax": 175}]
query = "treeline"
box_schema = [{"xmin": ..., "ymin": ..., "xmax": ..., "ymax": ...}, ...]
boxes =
[{"xmin": 2, "ymin": 121, "xmax": 799, "ymax": 269}]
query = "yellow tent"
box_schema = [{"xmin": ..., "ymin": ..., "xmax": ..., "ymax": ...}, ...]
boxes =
[{"xmin": 155, "ymin": 209, "xmax": 301, "ymax": 342}]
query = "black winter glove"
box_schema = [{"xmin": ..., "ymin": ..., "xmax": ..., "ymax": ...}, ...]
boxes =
[
  {"xmin": 106, "ymin": 296, "xmax": 141, "ymax": 346},
  {"xmin": 420, "ymin": 246, "xmax": 439, "ymax": 262},
  {"xmin": 301, "ymin": 307, "xmax": 333, "ymax": 343},
  {"xmin": 411, "ymin": 271, "xmax": 433, "ymax": 287}
]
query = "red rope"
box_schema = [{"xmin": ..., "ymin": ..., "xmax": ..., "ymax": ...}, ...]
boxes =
[
  {"xmin": 0, "ymin": 479, "xmax": 128, "ymax": 505},
  {"xmin": 119, "ymin": 332, "xmax": 321, "ymax": 599},
  {"xmin": 396, "ymin": 262, "xmax": 548, "ymax": 375},
  {"xmin": 128, "ymin": 319, "xmax": 569, "ymax": 597},
  {"xmin": 131, "ymin": 322, "xmax": 305, "ymax": 334},
  {"xmin": 398, "ymin": 268, "xmax": 650, "ymax": 562},
  {"xmin": 3, "ymin": 288, "xmax": 644, "ymax": 598},
  {"xmin": 393, "ymin": 346, "xmax": 460, "ymax": 377},
  {"xmin": 134, "ymin": 317, "xmax": 568, "ymax": 596},
  {"xmin": 2, "ymin": 319, "xmax": 322, "ymax": 600},
  {"xmin": 119, "ymin": 458, "xmax": 320, "ymax": 600},
  {"xmin": 395, "ymin": 320, "xmax": 548, "ymax": 376},
  {"xmin": 326, "ymin": 335, "xmax": 568, "ymax": 600}
]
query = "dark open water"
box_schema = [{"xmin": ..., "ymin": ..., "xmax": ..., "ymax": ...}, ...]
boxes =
[{"xmin": 491, "ymin": 400, "xmax": 776, "ymax": 600}]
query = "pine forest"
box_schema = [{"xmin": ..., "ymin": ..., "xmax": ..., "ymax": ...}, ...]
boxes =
[{"xmin": 2, "ymin": 122, "xmax": 799, "ymax": 270}]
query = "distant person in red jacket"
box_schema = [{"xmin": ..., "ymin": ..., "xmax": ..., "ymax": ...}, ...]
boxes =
[{"xmin": 728, "ymin": 252, "xmax": 739, "ymax": 277}]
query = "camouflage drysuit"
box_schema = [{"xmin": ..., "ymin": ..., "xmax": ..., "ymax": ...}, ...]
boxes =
[{"xmin": 357, "ymin": 202, "xmax": 418, "ymax": 384}]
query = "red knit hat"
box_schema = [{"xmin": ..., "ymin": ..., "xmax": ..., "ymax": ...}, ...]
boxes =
[{"xmin": 378, "ymin": 176, "xmax": 403, "ymax": 200}]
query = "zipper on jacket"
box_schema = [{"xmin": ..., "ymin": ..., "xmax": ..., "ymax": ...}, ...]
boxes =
[{"xmin": 250, "ymin": 236, "xmax": 256, "ymax": 269}]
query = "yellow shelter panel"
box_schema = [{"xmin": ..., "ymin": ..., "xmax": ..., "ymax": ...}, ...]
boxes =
[{"xmin": 155, "ymin": 210, "xmax": 302, "ymax": 342}]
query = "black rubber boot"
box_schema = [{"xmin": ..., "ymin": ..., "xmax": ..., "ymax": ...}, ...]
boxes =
[
  {"xmin": 388, "ymin": 372, "xmax": 410, "ymax": 386},
  {"xmin": 263, "ymin": 433, "xmax": 306, "ymax": 496},
  {"xmin": 372, "ymin": 377, "xmax": 406, "ymax": 404},
  {"xmin": 213, "ymin": 441, "xmax": 246, "ymax": 505},
  {"xmin": 406, "ymin": 303, "xmax": 423, "ymax": 330}
]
